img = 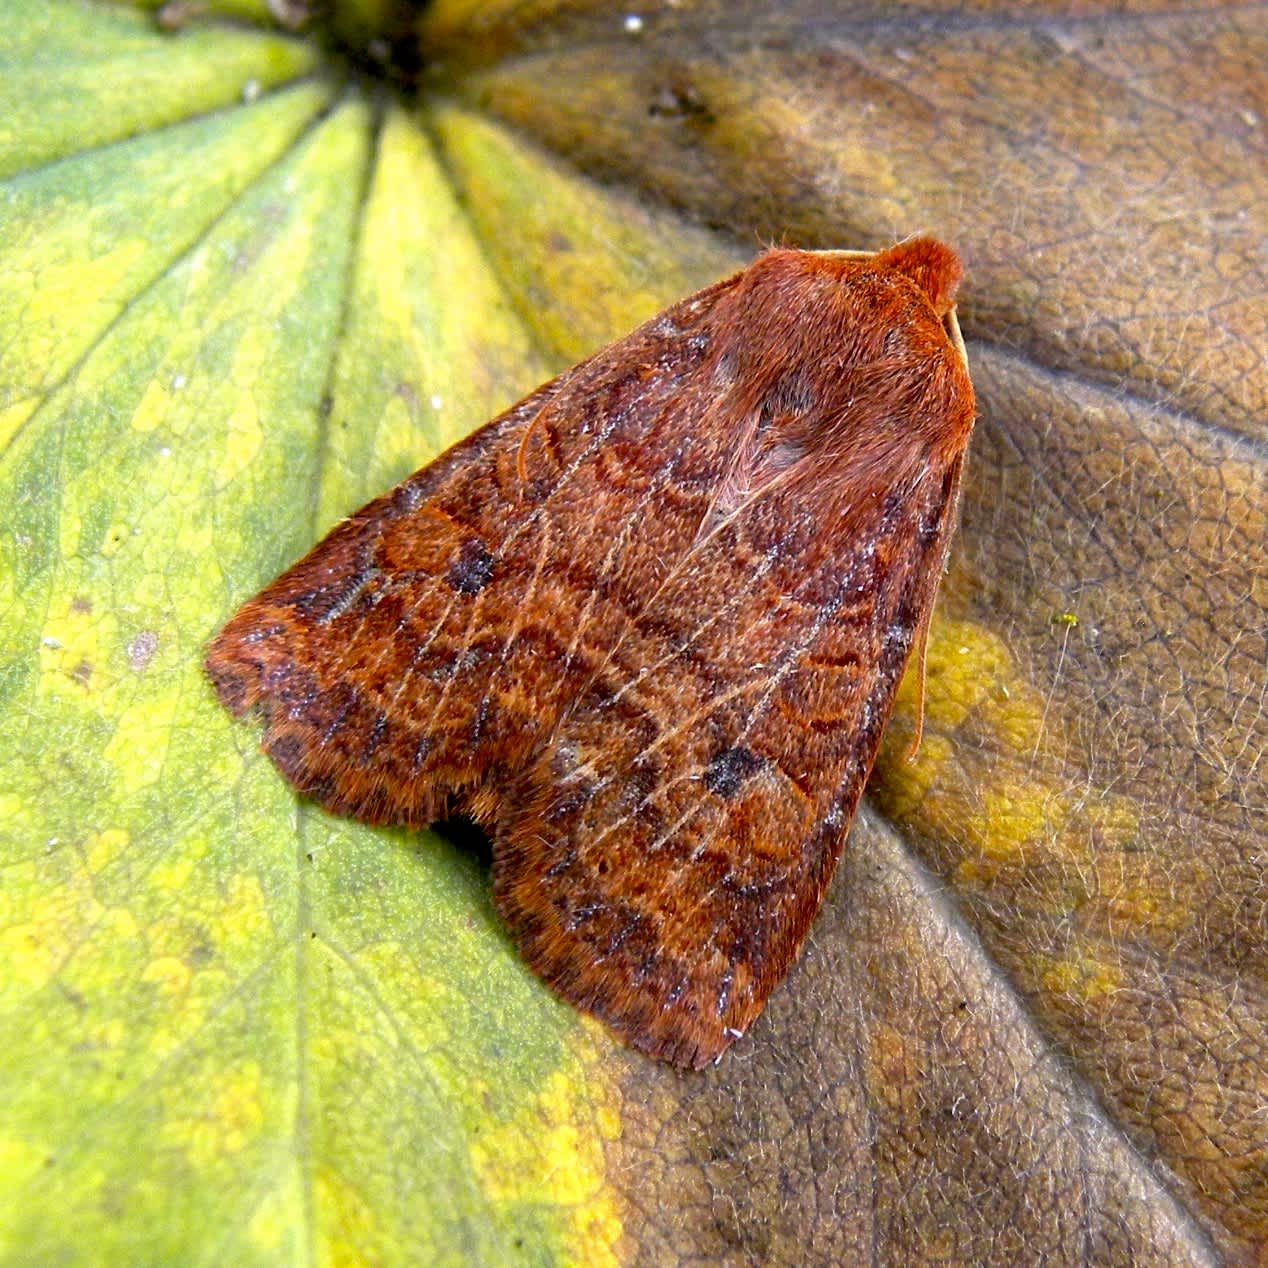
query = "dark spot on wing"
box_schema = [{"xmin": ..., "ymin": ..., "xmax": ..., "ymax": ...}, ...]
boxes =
[
  {"xmin": 447, "ymin": 539, "xmax": 495, "ymax": 595},
  {"xmin": 703, "ymin": 746, "xmax": 765, "ymax": 799}
]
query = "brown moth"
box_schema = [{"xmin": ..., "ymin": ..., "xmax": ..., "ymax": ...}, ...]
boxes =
[{"xmin": 206, "ymin": 238, "xmax": 975, "ymax": 1069}]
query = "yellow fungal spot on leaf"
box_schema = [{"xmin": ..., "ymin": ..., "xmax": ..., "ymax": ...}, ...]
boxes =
[
  {"xmin": 98, "ymin": 521, "xmax": 131, "ymax": 559},
  {"xmin": 147, "ymin": 913, "xmax": 194, "ymax": 961},
  {"xmin": 86, "ymin": 827, "xmax": 130, "ymax": 873},
  {"xmin": 40, "ymin": 599, "xmax": 104, "ymax": 697},
  {"xmin": 873, "ymin": 731, "xmax": 954, "ymax": 819},
  {"xmin": 1074, "ymin": 799, "xmax": 1167, "ymax": 932},
  {"xmin": 96, "ymin": 906, "xmax": 140, "ymax": 944},
  {"xmin": 0, "ymin": 1135, "xmax": 48, "ymax": 1191},
  {"xmin": 954, "ymin": 855, "xmax": 1001, "ymax": 889},
  {"xmin": 247, "ymin": 1180, "xmax": 303, "ymax": 1255},
  {"xmin": 103, "ymin": 693, "xmax": 179, "ymax": 795},
  {"xmin": 145, "ymin": 868, "xmax": 268, "ymax": 976},
  {"xmin": 378, "ymin": 389, "xmax": 419, "ymax": 472},
  {"xmin": 867, "ymin": 1023, "xmax": 922, "ymax": 1114},
  {"xmin": 145, "ymin": 966, "xmax": 223, "ymax": 1061},
  {"xmin": 898, "ymin": 616, "xmax": 1017, "ymax": 733},
  {"xmin": 1104, "ymin": 889, "xmax": 1162, "ymax": 927},
  {"xmin": 879, "ymin": 616, "xmax": 1054, "ymax": 822},
  {"xmin": 1039, "ymin": 951, "xmax": 1122, "ymax": 1002},
  {"xmin": 0, "ymin": 922, "xmax": 61, "ymax": 993},
  {"xmin": 969, "ymin": 784, "xmax": 1067, "ymax": 861},
  {"xmin": 315, "ymin": 1164, "xmax": 380, "ymax": 1264},
  {"xmin": 163, "ymin": 1064, "xmax": 266, "ymax": 1168},
  {"xmin": 220, "ymin": 392, "xmax": 262, "ymax": 486},
  {"xmin": 130, "ymin": 374, "xmax": 178, "ymax": 433},
  {"xmin": 58, "ymin": 906, "xmax": 142, "ymax": 1000},
  {"xmin": 471, "ymin": 1030, "xmax": 622, "ymax": 1267},
  {"xmin": 90, "ymin": 1017, "xmax": 126, "ymax": 1050},
  {"xmin": 27, "ymin": 241, "xmax": 148, "ymax": 324},
  {"xmin": 0, "ymin": 398, "xmax": 36, "ymax": 450},
  {"xmin": 142, "ymin": 955, "xmax": 192, "ymax": 999},
  {"xmin": 2, "ymin": 881, "xmax": 105, "ymax": 992},
  {"xmin": 874, "ymin": 608, "xmax": 1152, "ymax": 933},
  {"xmin": 220, "ymin": 873, "xmax": 272, "ymax": 950},
  {"xmin": 217, "ymin": 338, "xmax": 270, "ymax": 485},
  {"xmin": 153, "ymin": 856, "xmax": 196, "ymax": 893}
]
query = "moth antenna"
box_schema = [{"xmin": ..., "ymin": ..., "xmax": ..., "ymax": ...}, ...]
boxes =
[
  {"xmin": 901, "ymin": 592, "xmax": 936, "ymax": 763},
  {"xmin": 516, "ymin": 404, "xmax": 550, "ymax": 482}
]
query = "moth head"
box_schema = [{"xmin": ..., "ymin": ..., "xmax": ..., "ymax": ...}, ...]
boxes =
[{"xmin": 704, "ymin": 241, "xmax": 972, "ymax": 488}]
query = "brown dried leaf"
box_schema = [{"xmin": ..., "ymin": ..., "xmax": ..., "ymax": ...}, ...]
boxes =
[{"xmin": 422, "ymin": 2, "xmax": 1267, "ymax": 1261}]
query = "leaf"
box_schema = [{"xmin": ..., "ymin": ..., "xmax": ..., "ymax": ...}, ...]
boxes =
[
  {"xmin": 0, "ymin": 0, "xmax": 321, "ymax": 178},
  {"xmin": 2, "ymin": 0, "xmax": 1264, "ymax": 1263}
]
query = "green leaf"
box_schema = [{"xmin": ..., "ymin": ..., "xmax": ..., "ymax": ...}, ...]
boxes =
[
  {"xmin": 0, "ymin": 82, "xmax": 332, "ymax": 443},
  {"xmin": 0, "ymin": 68, "xmax": 629, "ymax": 1263},
  {"xmin": 0, "ymin": 0, "xmax": 321, "ymax": 178}
]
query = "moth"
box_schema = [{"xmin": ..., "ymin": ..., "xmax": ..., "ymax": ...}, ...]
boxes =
[{"xmin": 206, "ymin": 238, "xmax": 975, "ymax": 1068}]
